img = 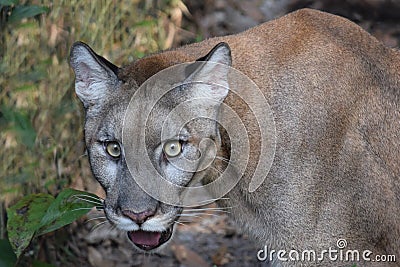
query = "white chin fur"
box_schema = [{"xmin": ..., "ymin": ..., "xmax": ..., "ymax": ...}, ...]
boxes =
[
  {"xmin": 141, "ymin": 219, "xmax": 169, "ymax": 232},
  {"xmin": 112, "ymin": 215, "xmax": 172, "ymax": 232},
  {"xmin": 113, "ymin": 217, "xmax": 140, "ymax": 231}
]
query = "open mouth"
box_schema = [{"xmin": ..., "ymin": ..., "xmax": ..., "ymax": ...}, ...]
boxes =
[{"xmin": 127, "ymin": 227, "xmax": 173, "ymax": 251}]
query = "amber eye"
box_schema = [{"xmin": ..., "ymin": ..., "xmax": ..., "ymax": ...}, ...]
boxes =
[
  {"xmin": 163, "ymin": 140, "xmax": 182, "ymax": 157},
  {"xmin": 105, "ymin": 141, "xmax": 121, "ymax": 158}
]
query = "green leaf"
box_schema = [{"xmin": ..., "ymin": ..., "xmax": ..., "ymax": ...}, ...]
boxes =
[
  {"xmin": 6, "ymin": 194, "xmax": 54, "ymax": 257},
  {"xmin": 6, "ymin": 189, "xmax": 101, "ymax": 258},
  {"xmin": 0, "ymin": 239, "xmax": 17, "ymax": 267},
  {"xmin": 37, "ymin": 189, "xmax": 101, "ymax": 236},
  {"xmin": 8, "ymin": 5, "xmax": 49, "ymax": 23},
  {"xmin": 0, "ymin": 0, "xmax": 18, "ymax": 6}
]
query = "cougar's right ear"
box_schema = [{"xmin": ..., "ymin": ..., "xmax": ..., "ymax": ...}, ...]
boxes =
[
  {"xmin": 70, "ymin": 41, "xmax": 121, "ymax": 109},
  {"xmin": 183, "ymin": 42, "xmax": 232, "ymax": 103}
]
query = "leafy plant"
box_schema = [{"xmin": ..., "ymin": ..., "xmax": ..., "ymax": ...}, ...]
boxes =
[
  {"xmin": 4, "ymin": 189, "xmax": 102, "ymax": 265},
  {"xmin": 0, "ymin": 0, "xmax": 49, "ymax": 25}
]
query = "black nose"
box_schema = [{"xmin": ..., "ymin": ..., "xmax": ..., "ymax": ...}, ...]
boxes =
[{"xmin": 121, "ymin": 209, "xmax": 156, "ymax": 225}]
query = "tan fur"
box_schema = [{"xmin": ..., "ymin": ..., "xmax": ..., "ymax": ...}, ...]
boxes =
[{"xmin": 71, "ymin": 9, "xmax": 400, "ymax": 266}]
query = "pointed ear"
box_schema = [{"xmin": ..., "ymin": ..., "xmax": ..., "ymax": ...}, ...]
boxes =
[
  {"xmin": 69, "ymin": 41, "xmax": 120, "ymax": 109},
  {"xmin": 185, "ymin": 42, "xmax": 232, "ymax": 102}
]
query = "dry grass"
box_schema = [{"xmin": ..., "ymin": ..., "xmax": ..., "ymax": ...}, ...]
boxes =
[{"xmin": 0, "ymin": 0, "xmax": 188, "ymax": 206}]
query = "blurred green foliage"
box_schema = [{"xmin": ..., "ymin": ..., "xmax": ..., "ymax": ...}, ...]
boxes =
[
  {"xmin": 0, "ymin": 0, "xmax": 187, "ymax": 204},
  {"xmin": 0, "ymin": 0, "xmax": 188, "ymax": 265}
]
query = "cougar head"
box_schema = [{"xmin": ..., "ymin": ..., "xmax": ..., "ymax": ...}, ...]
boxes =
[{"xmin": 70, "ymin": 42, "xmax": 232, "ymax": 251}]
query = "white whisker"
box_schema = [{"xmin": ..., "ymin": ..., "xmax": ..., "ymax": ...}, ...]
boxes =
[
  {"xmin": 215, "ymin": 156, "xmax": 230, "ymax": 162},
  {"xmin": 179, "ymin": 214, "xmax": 204, "ymax": 219},
  {"xmin": 184, "ymin": 207, "xmax": 232, "ymax": 212},
  {"xmin": 85, "ymin": 216, "xmax": 107, "ymax": 223},
  {"xmin": 210, "ymin": 166, "xmax": 224, "ymax": 175},
  {"xmin": 90, "ymin": 220, "xmax": 110, "ymax": 232},
  {"xmin": 196, "ymin": 197, "xmax": 230, "ymax": 204},
  {"xmin": 174, "ymin": 220, "xmax": 188, "ymax": 226},
  {"xmin": 215, "ymin": 156, "xmax": 240, "ymax": 170},
  {"xmin": 73, "ymin": 195, "xmax": 104, "ymax": 205},
  {"xmin": 181, "ymin": 212, "xmax": 225, "ymax": 217},
  {"xmin": 73, "ymin": 193, "xmax": 103, "ymax": 201},
  {"xmin": 71, "ymin": 207, "xmax": 95, "ymax": 212},
  {"xmin": 75, "ymin": 198, "xmax": 103, "ymax": 206}
]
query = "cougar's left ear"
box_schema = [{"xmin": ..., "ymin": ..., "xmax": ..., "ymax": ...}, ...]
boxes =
[
  {"xmin": 185, "ymin": 42, "xmax": 232, "ymax": 103},
  {"xmin": 70, "ymin": 41, "xmax": 121, "ymax": 109}
]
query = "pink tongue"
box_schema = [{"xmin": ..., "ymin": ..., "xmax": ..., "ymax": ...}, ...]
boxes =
[{"xmin": 129, "ymin": 230, "xmax": 161, "ymax": 246}]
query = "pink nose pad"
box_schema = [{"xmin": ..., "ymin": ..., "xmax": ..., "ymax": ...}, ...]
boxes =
[{"xmin": 122, "ymin": 209, "xmax": 155, "ymax": 225}]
